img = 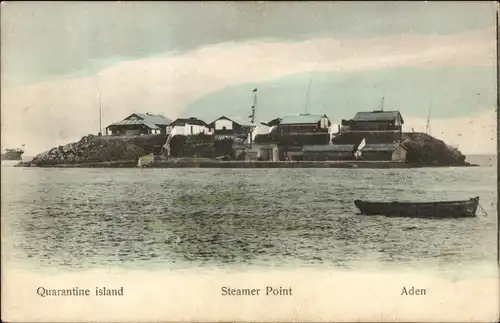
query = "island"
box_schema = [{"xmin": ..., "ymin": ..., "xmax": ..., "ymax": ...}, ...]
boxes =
[{"xmin": 15, "ymin": 110, "xmax": 475, "ymax": 169}]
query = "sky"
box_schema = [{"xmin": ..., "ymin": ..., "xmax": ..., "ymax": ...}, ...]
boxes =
[{"xmin": 1, "ymin": 1, "xmax": 498, "ymax": 155}]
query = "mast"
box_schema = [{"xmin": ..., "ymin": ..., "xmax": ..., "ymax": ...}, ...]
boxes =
[
  {"xmin": 99, "ymin": 91, "xmax": 102, "ymax": 135},
  {"xmin": 97, "ymin": 88, "xmax": 103, "ymax": 136},
  {"xmin": 304, "ymin": 73, "xmax": 314, "ymax": 113},
  {"xmin": 248, "ymin": 88, "xmax": 257, "ymax": 147},
  {"xmin": 378, "ymin": 87, "xmax": 386, "ymax": 111},
  {"xmin": 425, "ymin": 96, "xmax": 433, "ymax": 135},
  {"xmin": 250, "ymin": 88, "xmax": 257, "ymax": 124}
]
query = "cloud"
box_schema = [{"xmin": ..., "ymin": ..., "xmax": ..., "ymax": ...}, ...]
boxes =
[
  {"xmin": 1, "ymin": 28, "xmax": 495, "ymax": 155},
  {"xmin": 3, "ymin": 1, "xmax": 495, "ymax": 85}
]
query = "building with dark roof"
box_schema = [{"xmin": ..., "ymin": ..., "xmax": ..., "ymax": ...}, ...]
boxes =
[
  {"xmin": 265, "ymin": 118, "xmax": 282, "ymax": 127},
  {"xmin": 359, "ymin": 143, "xmax": 408, "ymax": 162},
  {"xmin": 353, "ymin": 111, "xmax": 404, "ymax": 123},
  {"xmin": 170, "ymin": 117, "xmax": 210, "ymax": 136},
  {"xmin": 279, "ymin": 113, "xmax": 331, "ymax": 134},
  {"xmin": 105, "ymin": 113, "xmax": 172, "ymax": 136},
  {"xmin": 170, "ymin": 117, "xmax": 208, "ymax": 127},
  {"xmin": 208, "ymin": 116, "xmax": 252, "ymax": 138},
  {"xmin": 342, "ymin": 110, "xmax": 404, "ymax": 132}
]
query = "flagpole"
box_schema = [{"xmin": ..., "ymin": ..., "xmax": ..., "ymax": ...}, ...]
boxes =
[
  {"xmin": 99, "ymin": 91, "xmax": 102, "ymax": 135},
  {"xmin": 249, "ymin": 88, "xmax": 257, "ymax": 148},
  {"xmin": 304, "ymin": 73, "xmax": 313, "ymax": 114}
]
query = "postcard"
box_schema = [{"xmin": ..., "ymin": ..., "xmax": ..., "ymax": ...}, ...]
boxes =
[{"xmin": 1, "ymin": 1, "xmax": 498, "ymax": 322}]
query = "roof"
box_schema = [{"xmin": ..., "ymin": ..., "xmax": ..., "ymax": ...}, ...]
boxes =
[
  {"xmin": 280, "ymin": 114, "xmax": 328, "ymax": 125},
  {"xmin": 303, "ymin": 144, "xmax": 355, "ymax": 152},
  {"xmin": 108, "ymin": 119, "xmax": 160, "ymax": 129},
  {"xmin": 209, "ymin": 116, "xmax": 253, "ymax": 128},
  {"xmin": 353, "ymin": 111, "xmax": 404, "ymax": 123},
  {"xmin": 266, "ymin": 118, "xmax": 282, "ymax": 127},
  {"xmin": 170, "ymin": 117, "xmax": 208, "ymax": 127},
  {"xmin": 209, "ymin": 116, "xmax": 240, "ymax": 126},
  {"xmin": 360, "ymin": 143, "xmax": 404, "ymax": 152},
  {"xmin": 133, "ymin": 113, "xmax": 172, "ymax": 125}
]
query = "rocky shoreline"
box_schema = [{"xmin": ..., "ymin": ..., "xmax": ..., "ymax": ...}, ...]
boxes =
[
  {"xmin": 15, "ymin": 132, "xmax": 475, "ymax": 169},
  {"xmin": 16, "ymin": 134, "xmax": 166, "ymax": 167}
]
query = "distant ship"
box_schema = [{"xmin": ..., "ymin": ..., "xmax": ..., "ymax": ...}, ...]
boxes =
[{"xmin": 1, "ymin": 146, "xmax": 25, "ymax": 160}]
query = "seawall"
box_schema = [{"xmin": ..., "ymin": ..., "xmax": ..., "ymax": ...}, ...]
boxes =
[
  {"xmin": 15, "ymin": 160, "xmax": 477, "ymax": 169},
  {"xmin": 143, "ymin": 160, "xmax": 447, "ymax": 169}
]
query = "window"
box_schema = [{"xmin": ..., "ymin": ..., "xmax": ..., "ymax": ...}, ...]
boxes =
[{"xmin": 190, "ymin": 126, "xmax": 194, "ymax": 134}]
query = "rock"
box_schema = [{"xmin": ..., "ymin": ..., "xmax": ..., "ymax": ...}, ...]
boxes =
[
  {"xmin": 401, "ymin": 133, "xmax": 467, "ymax": 166},
  {"xmin": 22, "ymin": 134, "xmax": 168, "ymax": 167}
]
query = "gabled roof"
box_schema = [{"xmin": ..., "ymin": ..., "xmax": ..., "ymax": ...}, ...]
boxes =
[
  {"xmin": 280, "ymin": 114, "xmax": 328, "ymax": 125},
  {"xmin": 209, "ymin": 116, "xmax": 253, "ymax": 128},
  {"xmin": 353, "ymin": 111, "xmax": 404, "ymax": 124},
  {"xmin": 125, "ymin": 113, "xmax": 172, "ymax": 125},
  {"xmin": 170, "ymin": 117, "xmax": 208, "ymax": 127},
  {"xmin": 108, "ymin": 119, "xmax": 160, "ymax": 129},
  {"xmin": 209, "ymin": 116, "xmax": 240, "ymax": 126},
  {"xmin": 303, "ymin": 144, "xmax": 355, "ymax": 152},
  {"xmin": 266, "ymin": 118, "xmax": 282, "ymax": 127},
  {"xmin": 360, "ymin": 143, "xmax": 404, "ymax": 152}
]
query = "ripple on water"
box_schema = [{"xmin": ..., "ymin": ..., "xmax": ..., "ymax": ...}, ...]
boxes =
[{"xmin": 1, "ymin": 167, "xmax": 497, "ymax": 275}]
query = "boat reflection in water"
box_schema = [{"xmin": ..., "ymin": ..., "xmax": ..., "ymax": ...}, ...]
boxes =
[{"xmin": 354, "ymin": 196, "xmax": 480, "ymax": 218}]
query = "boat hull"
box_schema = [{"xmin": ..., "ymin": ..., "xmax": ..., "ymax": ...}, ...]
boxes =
[{"xmin": 354, "ymin": 196, "xmax": 479, "ymax": 218}]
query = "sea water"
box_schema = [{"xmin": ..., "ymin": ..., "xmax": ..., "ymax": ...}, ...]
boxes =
[{"xmin": 1, "ymin": 157, "xmax": 497, "ymax": 278}]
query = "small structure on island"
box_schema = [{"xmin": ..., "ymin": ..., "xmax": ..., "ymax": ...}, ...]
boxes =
[
  {"xmin": 169, "ymin": 117, "xmax": 211, "ymax": 136},
  {"xmin": 302, "ymin": 144, "xmax": 356, "ymax": 161},
  {"xmin": 137, "ymin": 152, "xmax": 168, "ymax": 167},
  {"xmin": 277, "ymin": 113, "xmax": 332, "ymax": 160},
  {"xmin": 340, "ymin": 110, "xmax": 404, "ymax": 142},
  {"xmin": 243, "ymin": 120, "xmax": 279, "ymax": 161},
  {"xmin": 336, "ymin": 110, "xmax": 405, "ymax": 149},
  {"xmin": 266, "ymin": 118, "xmax": 282, "ymax": 128},
  {"xmin": 244, "ymin": 143, "xmax": 280, "ymax": 161},
  {"xmin": 164, "ymin": 117, "xmax": 213, "ymax": 159},
  {"xmin": 344, "ymin": 110, "xmax": 404, "ymax": 131},
  {"xmin": 208, "ymin": 116, "xmax": 252, "ymax": 138},
  {"xmin": 105, "ymin": 113, "xmax": 172, "ymax": 136},
  {"xmin": 248, "ymin": 122, "xmax": 273, "ymax": 143},
  {"xmin": 358, "ymin": 143, "xmax": 408, "ymax": 162},
  {"xmin": 279, "ymin": 113, "xmax": 331, "ymax": 134}
]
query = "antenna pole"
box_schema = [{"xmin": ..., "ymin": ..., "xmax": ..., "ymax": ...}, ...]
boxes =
[
  {"xmin": 251, "ymin": 89, "xmax": 257, "ymax": 124},
  {"xmin": 377, "ymin": 96, "xmax": 385, "ymax": 111},
  {"xmin": 380, "ymin": 87, "xmax": 386, "ymax": 111},
  {"xmin": 249, "ymin": 88, "xmax": 257, "ymax": 148},
  {"xmin": 426, "ymin": 96, "xmax": 433, "ymax": 134},
  {"xmin": 304, "ymin": 73, "xmax": 313, "ymax": 113},
  {"xmin": 99, "ymin": 90, "xmax": 102, "ymax": 136}
]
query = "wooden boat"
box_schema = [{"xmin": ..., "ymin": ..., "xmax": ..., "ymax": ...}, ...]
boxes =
[{"xmin": 354, "ymin": 196, "xmax": 480, "ymax": 218}]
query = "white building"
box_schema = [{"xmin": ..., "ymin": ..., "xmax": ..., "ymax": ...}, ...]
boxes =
[
  {"xmin": 247, "ymin": 122, "xmax": 273, "ymax": 143},
  {"xmin": 169, "ymin": 117, "xmax": 212, "ymax": 136},
  {"xmin": 208, "ymin": 116, "xmax": 252, "ymax": 138}
]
